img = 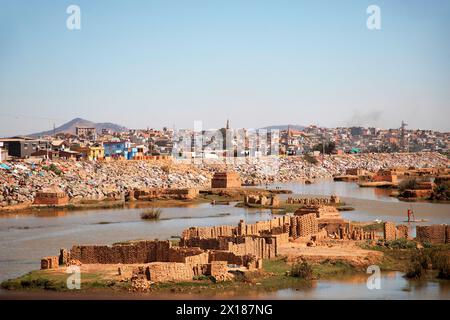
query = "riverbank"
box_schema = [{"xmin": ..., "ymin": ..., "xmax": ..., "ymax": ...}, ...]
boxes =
[
  {"xmin": 1, "ymin": 153, "xmax": 448, "ymax": 209},
  {"xmin": 2, "ymin": 241, "xmax": 448, "ymax": 296},
  {"xmin": 0, "ymin": 187, "xmax": 292, "ymax": 215}
]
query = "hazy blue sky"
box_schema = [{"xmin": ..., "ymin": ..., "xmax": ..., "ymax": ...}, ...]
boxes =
[{"xmin": 0, "ymin": 0, "xmax": 449, "ymax": 136}]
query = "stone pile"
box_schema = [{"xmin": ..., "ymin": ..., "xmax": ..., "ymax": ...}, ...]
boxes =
[{"xmin": 1, "ymin": 152, "xmax": 448, "ymax": 207}]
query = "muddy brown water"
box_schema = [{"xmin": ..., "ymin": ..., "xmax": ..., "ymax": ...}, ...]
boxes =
[{"xmin": 0, "ymin": 180, "xmax": 449, "ymax": 299}]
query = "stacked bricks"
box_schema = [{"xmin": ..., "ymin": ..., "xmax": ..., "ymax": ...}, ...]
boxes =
[
  {"xmin": 68, "ymin": 240, "xmax": 171, "ymax": 264},
  {"xmin": 182, "ymin": 225, "xmax": 235, "ymax": 239},
  {"xmin": 447, "ymin": 225, "xmax": 450, "ymax": 244},
  {"xmin": 290, "ymin": 216, "xmax": 298, "ymax": 238},
  {"xmin": 416, "ymin": 225, "xmax": 447, "ymax": 244},
  {"xmin": 350, "ymin": 227, "xmax": 376, "ymax": 240},
  {"xmin": 384, "ymin": 222, "xmax": 397, "ymax": 241},
  {"xmin": 168, "ymin": 247, "xmax": 208, "ymax": 264},
  {"xmin": 296, "ymin": 213, "xmax": 318, "ymax": 237},
  {"xmin": 59, "ymin": 248, "xmax": 70, "ymax": 265},
  {"xmin": 181, "ymin": 216, "xmax": 291, "ymax": 239},
  {"xmin": 396, "ymin": 225, "xmax": 409, "ymax": 240},
  {"xmin": 287, "ymin": 197, "xmax": 332, "ymax": 205},
  {"xmin": 146, "ymin": 262, "xmax": 194, "ymax": 282},
  {"xmin": 209, "ymin": 261, "xmax": 230, "ymax": 281},
  {"xmin": 41, "ymin": 256, "xmax": 59, "ymax": 270},
  {"xmin": 180, "ymin": 237, "xmax": 221, "ymax": 250},
  {"xmin": 211, "ymin": 172, "xmax": 241, "ymax": 188}
]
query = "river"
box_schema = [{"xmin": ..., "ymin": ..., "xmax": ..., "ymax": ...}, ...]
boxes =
[{"xmin": 0, "ymin": 180, "xmax": 449, "ymax": 299}]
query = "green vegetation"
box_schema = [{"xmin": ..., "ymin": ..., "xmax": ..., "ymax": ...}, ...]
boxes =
[
  {"xmin": 429, "ymin": 178, "xmax": 450, "ymax": 201},
  {"xmin": 42, "ymin": 164, "xmax": 62, "ymax": 176},
  {"xmin": 0, "ymin": 270, "xmax": 121, "ymax": 292},
  {"xmin": 398, "ymin": 178, "xmax": 421, "ymax": 192},
  {"xmin": 360, "ymin": 241, "xmax": 450, "ymax": 279},
  {"xmin": 405, "ymin": 245, "xmax": 450, "ymax": 280},
  {"xmin": 140, "ymin": 207, "xmax": 162, "ymax": 220},
  {"xmin": 290, "ymin": 261, "xmax": 313, "ymax": 280}
]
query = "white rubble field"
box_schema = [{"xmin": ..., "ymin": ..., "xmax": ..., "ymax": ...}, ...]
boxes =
[{"xmin": 0, "ymin": 152, "xmax": 448, "ymax": 206}]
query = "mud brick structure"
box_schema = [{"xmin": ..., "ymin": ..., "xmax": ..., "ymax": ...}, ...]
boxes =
[
  {"xmin": 68, "ymin": 240, "xmax": 171, "ymax": 264},
  {"xmin": 396, "ymin": 225, "xmax": 409, "ymax": 240},
  {"xmin": 447, "ymin": 225, "xmax": 450, "ymax": 244},
  {"xmin": 182, "ymin": 225, "xmax": 236, "ymax": 239},
  {"xmin": 346, "ymin": 168, "xmax": 373, "ymax": 176},
  {"xmin": 373, "ymin": 169, "xmax": 398, "ymax": 183},
  {"xmin": 211, "ymin": 171, "xmax": 241, "ymax": 188},
  {"xmin": 296, "ymin": 213, "xmax": 319, "ymax": 237},
  {"xmin": 286, "ymin": 196, "xmax": 340, "ymax": 206},
  {"xmin": 130, "ymin": 188, "xmax": 199, "ymax": 201},
  {"xmin": 290, "ymin": 216, "xmax": 298, "ymax": 238},
  {"xmin": 181, "ymin": 216, "xmax": 293, "ymax": 240},
  {"xmin": 59, "ymin": 249, "xmax": 70, "ymax": 265},
  {"xmin": 383, "ymin": 222, "xmax": 411, "ymax": 241},
  {"xmin": 181, "ymin": 235, "xmax": 280, "ymax": 260},
  {"xmin": 33, "ymin": 187, "xmax": 69, "ymax": 206},
  {"xmin": 41, "ymin": 256, "xmax": 59, "ymax": 270},
  {"xmin": 209, "ymin": 261, "xmax": 231, "ymax": 281},
  {"xmin": 384, "ymin": 222, "xmax": 397, "ymax": 241},
  {"xmin": 416, "ymin": 225, "xmax": 448, "ymax": 244},
  {"xmin": 146, "ymin": 262, "xmax": 195, "ymax": 282},
  {"xmin": 294, "ymin": 205, "xmax": 342, "ymax": 222},
  {"xmin": 165, "ymin": 188, "xmax": 199, "ymax": 200},
  {"xmin": 244, "ymin": 194, "xmax": 280, "ymax": 207}
]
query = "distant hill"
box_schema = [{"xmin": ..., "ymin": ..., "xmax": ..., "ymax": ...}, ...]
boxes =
[
  {"xmin": 259, "ymin": 124, "xmax": 305, "ymax": 131},
  {"xmin": 30, "ymin": 118, "xmax": 128, "ymax": 137}
]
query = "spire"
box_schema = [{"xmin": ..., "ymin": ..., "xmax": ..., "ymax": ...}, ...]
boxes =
[{"xmin": 226, "ymin": 119, "xmax": 230, "ymax": 130}]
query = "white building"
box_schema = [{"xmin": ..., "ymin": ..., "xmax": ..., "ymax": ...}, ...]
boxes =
[{"xmin": 0, "ymin": 142, "xmax": 3, "ymax": 162}]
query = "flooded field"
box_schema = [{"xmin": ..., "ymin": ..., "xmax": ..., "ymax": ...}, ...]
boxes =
[{"xmin": 0, "ymin": 180, "xmax": 449, "ymax": 299}]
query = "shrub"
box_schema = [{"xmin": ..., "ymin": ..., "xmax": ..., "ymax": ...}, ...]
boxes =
[
  {"xmin": 405, "ymin": 261, "xmax": 424, "ymax": 279},
  {"xmin": 385, "ymin": 239, "xmax": 417, "ymax": 249},
  {"xmin": 303, "ymin": 154, "xmax": 318, "ymax": 165},
  {"xmin": 398, "ymin": 178, "xmax": 427, "ymax": 192},
  {"xmin": 290, "ymin": 261, "xmax": 313, "ymax": 280},
  {"xmin": 140, "ymin": 207, "xmax": 162, "ymax": 220}
]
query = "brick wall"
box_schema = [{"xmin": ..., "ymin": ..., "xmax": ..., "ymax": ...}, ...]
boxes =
[
  {"xmin": 41, "ymin": 256, "xmax": 59, "ymax": 269},
  {"xmin": 146, "ymin": 262, "xmax": 194, "ymax": 282},
  {"xmin": 68, "ymin": 240, "xmax": 171, "ymax": 264},
  {"xmin": 416, "ymin": 225, "xmax": 447, "ymax": 244},
  {"xmin": 384, "ymin": 222, "xmax": 397, "ymax": 241},
  {"xmin": 396, "ymin": 225, "xmax": 409, "ymax": 239}
]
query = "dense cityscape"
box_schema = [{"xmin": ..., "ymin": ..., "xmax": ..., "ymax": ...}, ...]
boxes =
[{"xmin": 0, "ymin": 118, "xmax": 449, "ymax": 162}]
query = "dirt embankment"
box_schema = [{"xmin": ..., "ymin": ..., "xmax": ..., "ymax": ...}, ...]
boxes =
[{"xmin": 278, "ymin": 240, "xmax": 383, "ymax": 269}]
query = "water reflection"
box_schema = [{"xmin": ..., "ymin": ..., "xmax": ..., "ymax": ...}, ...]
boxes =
[
  {"xmin": 269, "ymin": 180, "xmax": 397, "ymax": 202},
  {"xmin": 266, "ymin": 272, "xmax": 450, "ymax": 300}
]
